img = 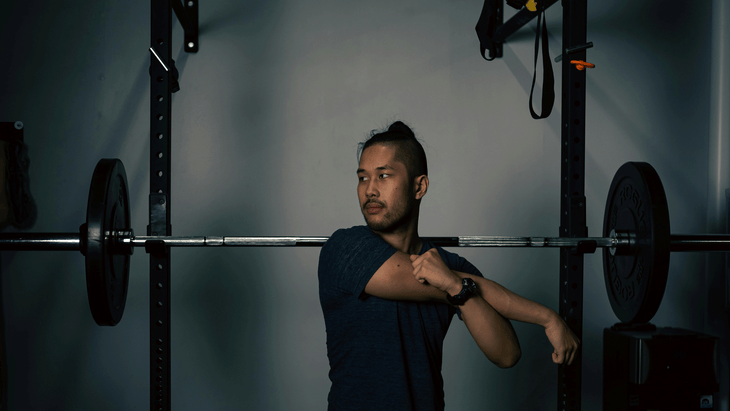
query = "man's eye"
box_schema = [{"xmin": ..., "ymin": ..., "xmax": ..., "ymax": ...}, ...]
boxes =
[
  {"xmin": 379, "ymin": 174, "xmax": 389, "ymax": 179},
  {"xmin": 358, "ymin": 176, "xmax": 368, "ymax": 182}
]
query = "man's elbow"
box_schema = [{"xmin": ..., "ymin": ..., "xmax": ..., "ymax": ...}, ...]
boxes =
[
  {"xmin": 495, "ymin": 348, "xmax": 521, "ymax": 369},
  {"xmin": 491, "ymin": 343, "xmax": 521, "ymax": 369}
]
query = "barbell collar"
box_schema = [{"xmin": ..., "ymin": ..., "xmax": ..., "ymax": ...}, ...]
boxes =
[{"xmin": 609, "ymin": 229, "xmax": 635, "ymax": 256}]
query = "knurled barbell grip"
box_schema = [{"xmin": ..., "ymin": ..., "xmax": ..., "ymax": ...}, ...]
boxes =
[
  {"xmin": 457, "ymin": 236, "xmax": 617, "ymax": 248},
  {"xmin": 127, "ymin": 236, "xmax": 331, "ymax": 247}
]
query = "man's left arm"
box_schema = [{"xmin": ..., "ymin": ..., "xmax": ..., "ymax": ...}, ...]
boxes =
[
  {"xmin": 411, "ymin": 249, "xmax": 580, "ymax": 366},
  {"xmin": 456, "ymin": 272, "xmax": 580, "ymax": 366}
]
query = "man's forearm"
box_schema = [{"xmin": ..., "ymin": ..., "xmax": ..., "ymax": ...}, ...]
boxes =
[
  {"xmin": 459, "ymin": 294, "xmax": 521, "ymax": 368},
  {"xmin": 457, "ymin": 272, "xmax": 557, "ymax": 327}
]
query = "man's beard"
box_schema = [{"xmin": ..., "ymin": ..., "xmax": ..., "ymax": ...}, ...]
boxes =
[{"xmin": 362, "ymin": 195, "xmax": 415, "ymax": 233}]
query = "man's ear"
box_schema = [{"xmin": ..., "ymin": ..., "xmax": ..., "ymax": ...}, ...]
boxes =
[{"xmin": 414, "ymin": 175, "xmax": 429, "ymax": 200}]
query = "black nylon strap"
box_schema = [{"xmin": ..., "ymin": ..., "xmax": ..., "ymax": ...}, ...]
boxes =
[
  {"xmin": 528, "ymin": 2, "xmax": 554, "ymax": 119},
  {"xmin": 475, "ymin": 0, "xmax": 498, "ymax": 61}
]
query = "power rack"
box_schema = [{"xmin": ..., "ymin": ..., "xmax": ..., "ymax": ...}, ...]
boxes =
[
  {"xmin": 144, "ymin": 1, "xmax": 590, "ymax": 410},
  {"xmin": 148, "ymin": 1, "xmax": 198, "ymax": 409}
]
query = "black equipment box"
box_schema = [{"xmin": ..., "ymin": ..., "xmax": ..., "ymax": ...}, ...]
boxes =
[{"xmin": 604, "ymin": 325, "xmax": 719, "ymax": 410}]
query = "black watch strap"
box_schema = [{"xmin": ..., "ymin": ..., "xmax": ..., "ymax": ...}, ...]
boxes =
[{"xmin": 446, "ymin": 278, "xmax": 478, "ymax": 306}]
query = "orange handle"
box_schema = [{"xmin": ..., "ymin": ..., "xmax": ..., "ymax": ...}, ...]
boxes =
[{"xmin": 570, "ymin": 60, "xmax": 595, "ymax": 71}]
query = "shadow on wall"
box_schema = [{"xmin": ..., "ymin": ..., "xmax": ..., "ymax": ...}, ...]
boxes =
[
  {"xmin": 171, "ymin": 206, "xmax": 295, "ymax": 408},
  {"xmin": 167, "ymin": 1, "xmax": 290, "ymax": 408},
  {"xmin": 586, "ymin": 0, "xmax": 711, "ymax": 164}
]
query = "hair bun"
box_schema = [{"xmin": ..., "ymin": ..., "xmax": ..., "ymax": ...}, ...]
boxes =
[{"xmin": 387, "ymin": 121, "xmax": 415, "ymax": 139}]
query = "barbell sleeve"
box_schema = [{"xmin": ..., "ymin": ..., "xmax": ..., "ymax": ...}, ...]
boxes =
[
  {"xmin": 0, "ymin": 233, "xmax": 81, "ymax": 251},
  {"xmin": 669, "ymin": 235, "xmax": 730, "ymax": 252}
]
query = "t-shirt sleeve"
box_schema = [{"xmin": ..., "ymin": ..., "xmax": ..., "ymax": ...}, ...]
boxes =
[
  {"xmin": 457, "ymin": 257, "xmax": 483, "ymax": 278},
  {"xmin": 436, "ymin": 248, "xmax": 483, "ymax": 278},
  {"xmin": 318, "ymin": 227, "xmax": 397, "ymax": 298}
]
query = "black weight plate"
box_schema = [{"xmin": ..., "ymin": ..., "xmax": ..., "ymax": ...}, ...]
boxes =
[
  {"xmin": 85, "ymin": 159, "xmax": 131, "ymax": 326},
  {"xmin": 603, "ymin": 162, "xmax": 670, "ymax": 324}
]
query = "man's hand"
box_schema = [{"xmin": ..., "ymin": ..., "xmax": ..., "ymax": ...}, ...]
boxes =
[
  {"xmin": 544, "ymin": 314, "xmax": 580, "ymax": 365},
  {"xmin": 409, "ymin": 249, "xmax": 462, "ymax": 296}
]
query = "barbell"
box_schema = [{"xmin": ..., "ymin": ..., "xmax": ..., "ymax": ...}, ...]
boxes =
[{"xmin": 1, "ymin": 159, "xmax": 728, "ymax": 326}]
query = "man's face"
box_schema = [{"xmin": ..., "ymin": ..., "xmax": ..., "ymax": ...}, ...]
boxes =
[{"xmin": 357, "ymin": 144, "xmax": 415, "ymax": 233}]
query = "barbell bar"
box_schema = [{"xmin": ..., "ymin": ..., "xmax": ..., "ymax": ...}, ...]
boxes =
[
  {"xmin": 1, "ymin": 159, "xmax": 728, "ymax": 327},
  {"xmin": 2, "ymin": 231, "xmax": 730, "ymax": 251}
]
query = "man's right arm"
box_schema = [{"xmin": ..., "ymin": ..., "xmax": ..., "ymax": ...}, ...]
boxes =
[{"xmin": 363, "ymin": 250, "xmax": 446, "ymax": 302}]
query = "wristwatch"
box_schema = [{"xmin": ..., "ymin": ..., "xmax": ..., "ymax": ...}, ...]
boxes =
[{"xmin": 446, "ymin": 278, "xmax": 478, "ymax": 306}]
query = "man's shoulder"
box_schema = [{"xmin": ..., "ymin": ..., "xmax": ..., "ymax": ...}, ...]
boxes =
[
  {"xmin": 325, "ymin": 225, "xmax": 374, "ymax": 248},
  {"xmin": 318, "ymin": 226, "xmax": 397, "ymax": 294},
  {"xmin": 329, "ymin": 225, "xmax": 371, "ymax": 239},
  {"xmin": 321, "ymin": 225, "xmax": 391, "ymax": 259}
]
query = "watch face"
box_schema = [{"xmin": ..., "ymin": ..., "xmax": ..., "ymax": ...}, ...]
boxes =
[{"xmin": 448, "ymin": 278, "xmax": 478, "ymax": 306}]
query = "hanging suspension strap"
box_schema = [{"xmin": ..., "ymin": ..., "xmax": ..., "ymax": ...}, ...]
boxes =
[
  {"xmin": 528, "ymin": 0, "xmax": 554, "ymax": 119},
  {"xmin": 475, "ymin": 0, "xmax": 555, "ymax": 119},
  {"xmin": 475, "ymin": 0, "xmax": 499, "ymax": 61}
]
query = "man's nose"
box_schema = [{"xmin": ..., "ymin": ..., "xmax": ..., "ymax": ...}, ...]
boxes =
[{"xmin": 365, "ymin": 179, "xmax": 378, "ymax": 197}]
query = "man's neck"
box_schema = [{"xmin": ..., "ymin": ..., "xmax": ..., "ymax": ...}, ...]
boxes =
[{"xmin": 372, "ymin": 221, "xmax": 422, "ymax": 255}]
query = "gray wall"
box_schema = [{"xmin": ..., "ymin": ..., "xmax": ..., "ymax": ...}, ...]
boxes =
[{"xmin": 0, "ymin": 0, "xmax": 724, "ymax": 410}]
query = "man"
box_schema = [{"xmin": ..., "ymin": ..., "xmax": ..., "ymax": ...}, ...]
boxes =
[{"xmin": 318, "ymin": 121, "xmax": 579, "ymax": 411}]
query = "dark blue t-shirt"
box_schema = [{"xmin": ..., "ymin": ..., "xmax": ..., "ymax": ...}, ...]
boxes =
[{"xmin": 318, "ymin": 226, "xmax": 483, "ymax": 411}]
